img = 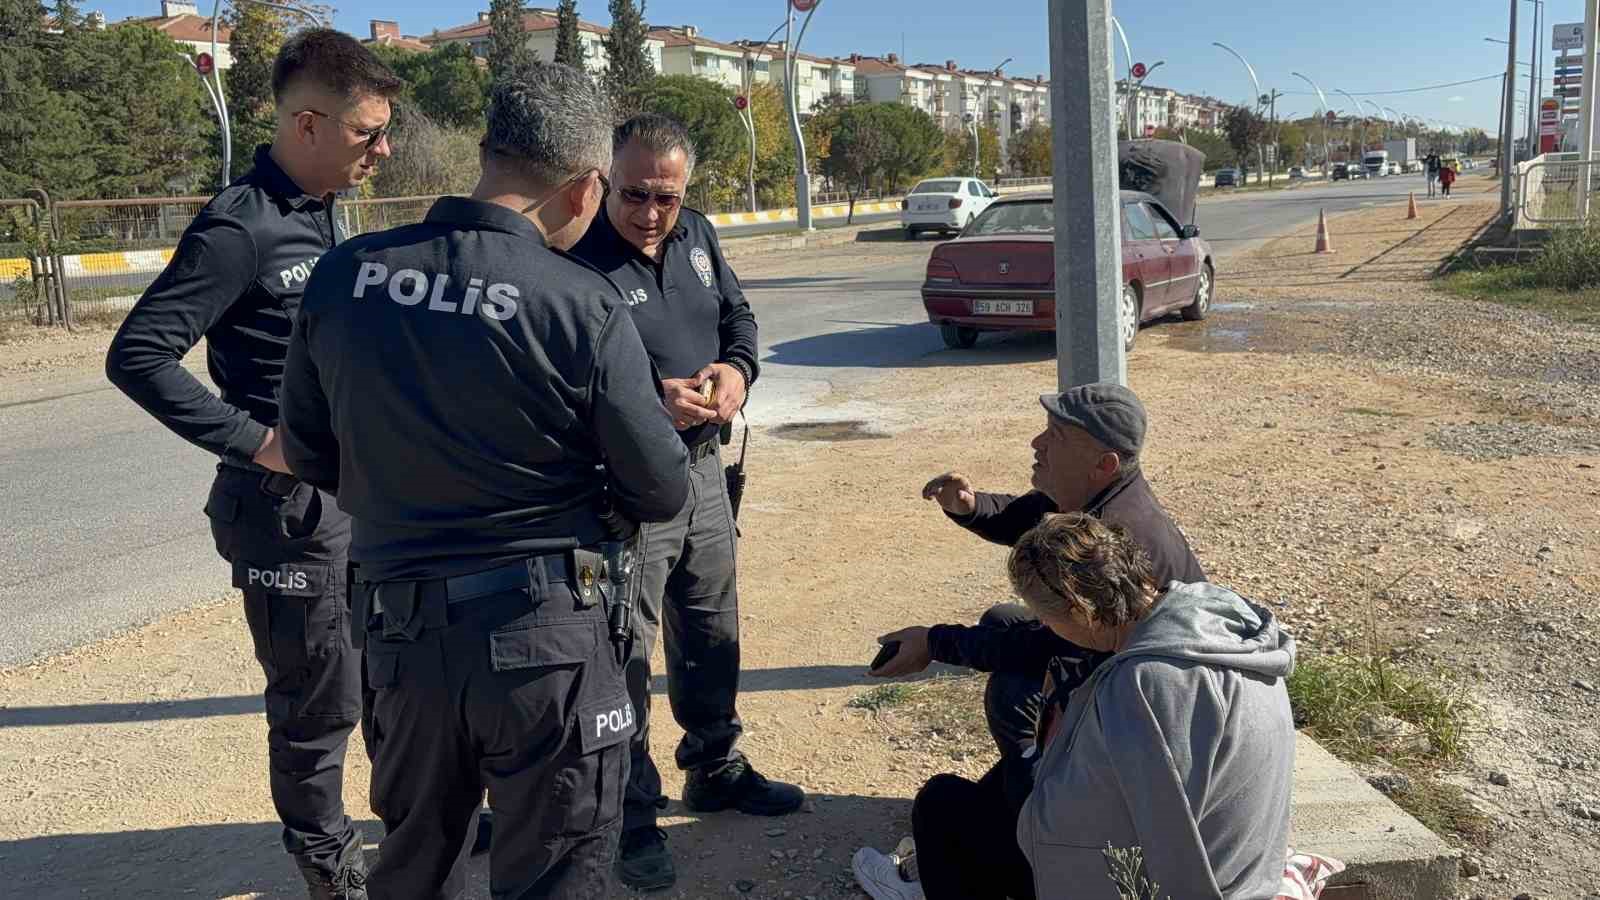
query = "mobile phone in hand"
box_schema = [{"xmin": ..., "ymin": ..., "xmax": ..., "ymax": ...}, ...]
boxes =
[{"xmin": 870, "ymin": 640, "xmax": 902, "ymax": 672}]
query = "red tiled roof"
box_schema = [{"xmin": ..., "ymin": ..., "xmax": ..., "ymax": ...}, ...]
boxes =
[
  {"xmin": 647, "ymin": 29, "xmax": 744, "ymax": 53},
  {"xmin": 851, "ymin": 58, "xmax": 905, "ymax": 76},
  {"xmin": 426, "ymin": 11, "xmax": 607, "ymax": 43},
  {"xmin": 364, "ymin": 33, "xmax": 431, "ymax": 52},
  {"xmin": 117, "ymin": 12, "xmax": 233, "ymax": 43}
]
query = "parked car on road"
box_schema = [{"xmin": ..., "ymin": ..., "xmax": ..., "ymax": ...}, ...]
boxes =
[
  {"xmin": 1288, "ymin": 166, "xmax": 1307, "ymax": 179},
  {"xmin": 921, "ymin": 191, "xmax": 1215, "ymax": 351},
  {"xmin": 901, "ymin": 177, "xmax": 997, "ymax": 238},
  {"xmin": 1331, "ymin": 163, "xmax": 1351, "ymax": 181},
  {"xmin": 1213, "ymin": 168, "xmax": 1239, "ymax": 187}
]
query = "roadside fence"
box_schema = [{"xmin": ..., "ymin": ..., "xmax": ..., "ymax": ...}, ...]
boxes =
[
  {"xmin": 0, "ymin": 198, "xmax": 55, "ymax": 328},
  {"xmin": 1514, "ymin": 153, "xmax": 1593, "ymax": 231}
]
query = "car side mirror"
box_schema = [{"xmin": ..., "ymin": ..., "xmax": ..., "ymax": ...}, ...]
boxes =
[{"xmin": 1181, "ymin": 225, "xmax": 1200, "ymax": 239}]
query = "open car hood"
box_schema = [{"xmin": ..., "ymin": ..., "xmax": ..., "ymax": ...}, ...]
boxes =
[{"xmin": 1118, "ymin": 139, "xmax": 1205, "ymax": 226}]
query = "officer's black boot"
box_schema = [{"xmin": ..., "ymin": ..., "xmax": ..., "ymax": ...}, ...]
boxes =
[
  {"xmin": 298, "ymin": 830, "xmax": 369, "ymax": 900},
  {"xmin": 617, "ymin": 826, "xmax": 676, "ymax": 892},
  {"xmin": 683, "ymin": 754, "xmax": 805, "ymax": 816}
]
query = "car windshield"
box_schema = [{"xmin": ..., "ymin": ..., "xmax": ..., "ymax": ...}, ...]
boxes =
[
  {"xmin": 967, "ymin": 201, "xmax": 1054, "ymax": 235},
  {"xmin": 912, "ymin": 180, "xmax": 963, "ymax": 194}
]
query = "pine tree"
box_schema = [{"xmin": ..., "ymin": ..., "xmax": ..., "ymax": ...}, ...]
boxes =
[
  {"xmin": 487, "ymin": 0, "xmax": 537, "ymax": 82},
  {"xmin": 553, "ymin": 0, "xmax": 582, "ymax": 69},
  {"xmin": 601, "ymin": 0, "xmax": 653, "ymax": 117}
]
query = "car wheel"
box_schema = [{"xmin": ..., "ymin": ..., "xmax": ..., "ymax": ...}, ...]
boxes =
[
  {"xmin": 1120, "ymin": 284, "xmax": 1141, "ymax": 352},
  {"xmin": 1182, "ymin": 263, "xmax": 1213, "ymax": 321},
  {"xmin": 940, "ymin": 325, "xmax": 979, "ymax": 349}
]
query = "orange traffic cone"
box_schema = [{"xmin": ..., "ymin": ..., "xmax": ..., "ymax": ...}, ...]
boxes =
[
  {"xmin": 1407, "ymin": 191, "xmax": 1419, "ymax": 220},
  {"xmin": 1314, "ymin": 208, "xmax": 1333, "ymax": 253}
]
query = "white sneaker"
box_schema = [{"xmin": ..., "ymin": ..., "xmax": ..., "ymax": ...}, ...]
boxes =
[{"xmin": 852, "ymin": 847, "xmax": 926, "ymax": 900}]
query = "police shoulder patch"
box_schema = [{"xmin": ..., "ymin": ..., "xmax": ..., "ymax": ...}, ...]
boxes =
[{"xmin": 689, "ymin": 247, "xmax": 714, "ymax": 288}]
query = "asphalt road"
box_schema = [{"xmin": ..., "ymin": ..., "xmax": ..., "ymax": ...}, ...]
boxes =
[{"xmin": 0, "ymin": 171, "xmax": 1448, "ymax": 667}]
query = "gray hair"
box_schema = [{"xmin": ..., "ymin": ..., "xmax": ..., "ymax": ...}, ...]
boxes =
[
  {"xmin": 483, "ymin": 63, "xmax": 614, "ymax": 188},
  {"xmin": 613, "ymin": 113, "xmax": 698, "ymax": 179}
]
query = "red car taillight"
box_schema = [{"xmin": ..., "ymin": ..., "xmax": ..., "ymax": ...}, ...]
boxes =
[
  {"xmin": 926, "ymin": 256, "xmax": 960, "ymax": 283},
  {"xmin": 948, "ymin": 197, "xmax": 964, "ymax": 209}
]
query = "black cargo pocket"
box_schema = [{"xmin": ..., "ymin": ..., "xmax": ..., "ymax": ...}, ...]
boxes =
[
  {"xmin": 366, "ymin": 649, "xmax": 401, "ymax": 690},
  {"xmin": 203, "ymin": 486, "xmax": 241, "ymax": 562},
  {"xmin": 273, "ymin": 481, "xmax": 325, "ymax": 541},
  {"xmin": 233, "ymin": 561, "xmax": 333, "ymax": 675},
  {"xmin": 488, "ymin": 618, "xmax": 598, "ymax": 673},
  {"xmin": 555, "ymin": 692, "xmax": 634, "ymax": 836}
]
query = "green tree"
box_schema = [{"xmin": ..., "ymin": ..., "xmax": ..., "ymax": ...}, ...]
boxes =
[
  {"xmin": 1274, "ymin": 121, "xmax": 1308, "ymax": 168},
  {"xmin": 943, "ymin": 124, "xmax": 1000, "ymax": 179},
  {"xmin": 553, "ymin": 0, "xmax": 582, "ymax": 68},
  {"xmin": 875, "ymin": 103, "xmax": 943, "ymax": 192},
  {"xmin": 1007, "ymin": 123, "xmax": 1052, "ymax": 176},
  {"xmin": 1181, "ymin": 129, "xmax": 1231, "ymax": 171},
  {"xmin": 374, "ymin": 43, "xmax": 490, "ymax": 130},
  {"xmin": 601, "ymin": 0, "xmax": 653, "ymax": 117},
  {"xmin": 223, "ymin": 0, "xmax": 293, "ymax": 171},
  {"xmin": 818, "ymin": 103, "xmax": 891, "ymax": 221},
  {"xmin": 487, "ymin": 0, "xmax": 537, "ymax": 82},
  {"xmin": 83, "ymin": 25, "xmax": 217, "ymax": 195},
  {"xmin": 1223, "ymin": 106, "xmax": 1266, "ymax": 172},
  {"xmin": 369, "ymin": 106, "xmax": 479, "ymax": 197},
  {"xmin": 634, "ymin": 75, "xmax": 742, "ymax": 210}
]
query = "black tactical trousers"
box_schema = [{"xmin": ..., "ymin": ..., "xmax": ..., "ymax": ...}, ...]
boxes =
[
  {"xmin": 203, "ymin": 465, "xmax": 363, "ymax": 878},
  {"xmin": 361, "ymin": 565, "xmax": 634, "ymax": 900},
  {"xmin": 623, "ymin": 444, "xmax": 742, "ymax": 830}
]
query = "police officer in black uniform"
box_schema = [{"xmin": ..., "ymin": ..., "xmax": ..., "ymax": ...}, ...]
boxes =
[
  {"xmin": 278, "ymin": 63, "xmax": 690, "ymax": 899},
  {"xmin": 105, "ymin": 30, "xmax": 400, "ymax": 900},
  {"xmin": 571, "ymin": 114, "xmax": 804, "ymax": 892}
]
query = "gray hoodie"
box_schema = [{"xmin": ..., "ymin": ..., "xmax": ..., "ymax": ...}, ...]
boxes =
[{"xmin": 1017, "ymin": 582, "xmax": 1296, "ymax": 900}]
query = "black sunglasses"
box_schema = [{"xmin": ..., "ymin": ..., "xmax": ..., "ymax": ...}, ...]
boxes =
[
  {"xmin": 617, "ymin": 186, "xmax": 683, "ymax": 211},
  {"xmin": 300, "ymin": 108, "xmax": 390, "ymax": 150}
]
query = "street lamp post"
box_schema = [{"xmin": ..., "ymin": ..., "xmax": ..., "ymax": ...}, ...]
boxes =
[
  {"xmin": 1111, "ymin": 17, "xmax": 1135, "ymax": 137},
  {"xmin": 1526, "ymin": 0, "xmax": 1542, "ymax": 158},
  {"xmin": 1333, "ymin": 88, "xmax": 1367, "ymax": 163},
  {"xmin": 782, "ymin": 0, "xmax": 820, "ymax": 231},
  {"xmin": 737, "ymin": 20, "xmax": 790, "ymax": 213},
  {"xmin": 1501, "ymin": 0, "xmax": 1518, "ymax": 216},
  {"xmin": 1132, "ymin": 60, "xmax": 1166, "ymax": 139},
  {"xmin": 1213, "ymin": 42, "xmax": 1264, "ymax": 183},
  {"xmin": 1291, "ymin": 72, "xmax": 1332, "ymax": 176},
  {"xmin": 211, "ymin": 0, "xmax": 330, "ymax": 185}
]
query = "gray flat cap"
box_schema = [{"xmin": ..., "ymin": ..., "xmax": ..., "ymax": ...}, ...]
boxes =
[{"xmin": 1038, "ymin": 382, "xmax": 1147, "ymax": 458}]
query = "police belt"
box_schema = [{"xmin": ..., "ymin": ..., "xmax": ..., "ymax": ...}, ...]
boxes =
[
  {"xmin": 366, "ymin": 554, "xmax": 571, "ymax": 617},
  {"xmin": 218, "ymin": 458, "xmax": 300, "ymax": 497},
  {"xmin": 687, "ymin": 439, "xmax": 717, "ymax": 465}
]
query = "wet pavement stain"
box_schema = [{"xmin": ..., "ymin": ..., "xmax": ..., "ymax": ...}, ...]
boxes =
[{"xmin": 768, "ymin": 420, "xmax": 891, "ymax": 442}]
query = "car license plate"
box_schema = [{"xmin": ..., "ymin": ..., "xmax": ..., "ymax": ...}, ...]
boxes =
[{"xmin": 973, "ymin": 299, "xmax": 1033, "ymax": 316}]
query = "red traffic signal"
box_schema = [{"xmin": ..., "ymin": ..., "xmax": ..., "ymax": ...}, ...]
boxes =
[
  {"xmin": 792, "ymin": 0, "xmax": 816, "ymax": 10},
  {"xmin": 734, "ymin": 95, "xmax": 749, "ymax": 111},
  {"xmin": 195, "ymin": 52, "xmax": 214, "ymax": 76},
  {"xmin": 1131, "ymin": 62, "xmax": 1147, "ymax": 80}
]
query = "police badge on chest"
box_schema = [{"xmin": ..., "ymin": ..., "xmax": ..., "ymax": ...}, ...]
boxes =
[{"xmin": 690, "ymin": 247, "xmax": 714, "ymax": 288}]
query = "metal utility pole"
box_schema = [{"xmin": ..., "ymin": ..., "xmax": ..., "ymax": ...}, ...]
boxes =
[
  {"xmin": 1292, "ymin": 71, "xmax": 1332, "ymax": 176},
  {"xmin": 1264, "ymin": 89, "xmax": 1282, "ymax": 186},
  {"xmin": 1049, "ymin": 0, "xmax": 1125, "ymax": 388},
  {"xmin": 783, "ymin": 0, "xmax": 819, "ymax": 231},
  {"xmin": 1578, "ymin": 0, "xmax": 1597, "ymax": 221},
  {"xmin": 737, "ymin": 20, "xmax": 789, "ymax": 213},
  {"xmin": 1111, "ymin": 17, "xmax": 1134, "ymax": 136},
  {"xmin": 1526, "ymin": 0, "xmax": 1541, "ymax": 158},
  {"xmin": 1501, "ymin": 0, "xmax": 1518, "ymax": 216}
]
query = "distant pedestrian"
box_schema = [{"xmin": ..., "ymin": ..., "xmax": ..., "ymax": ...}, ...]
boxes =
[
  {"xmin": 1439, "ymin": 163, "xmax": 1456, "ymax": 198},
  {"xmin": 1424, "ymin": 152, "xmax": 1441, "ymax": 198}
]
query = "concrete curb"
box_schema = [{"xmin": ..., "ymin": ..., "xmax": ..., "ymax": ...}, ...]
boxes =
[
  {"xmin": 1291, "ymin": 733, "xmax": 1459, "ymax": 899},
  {"xmin": 719, "ymin": 221, "xmax": 904, "ymax": 262}
]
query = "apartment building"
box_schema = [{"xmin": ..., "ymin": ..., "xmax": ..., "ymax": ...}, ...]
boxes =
[{"xmin": 850, "ymin": 54, "xmax": 941, "ymax": 118}]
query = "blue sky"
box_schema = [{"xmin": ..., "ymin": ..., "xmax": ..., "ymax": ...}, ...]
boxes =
[{"xmin": 102, "ymin": 0, "xmax": 1579, "ymax": 134}]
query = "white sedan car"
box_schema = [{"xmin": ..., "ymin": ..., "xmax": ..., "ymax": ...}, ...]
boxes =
[{"xmin": 901, "ymin": 177, "xmax": 997, "ymax": 238}]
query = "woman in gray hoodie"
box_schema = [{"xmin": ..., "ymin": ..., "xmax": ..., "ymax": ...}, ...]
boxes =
[{"xmin": 1009, "ymin": 513, "xmax": 1297, "ymax": 900}]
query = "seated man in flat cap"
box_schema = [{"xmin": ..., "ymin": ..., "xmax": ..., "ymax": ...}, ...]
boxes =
[{"xmin": 852, "ymin": 382, "xmax": 1206, "ymax": 898}]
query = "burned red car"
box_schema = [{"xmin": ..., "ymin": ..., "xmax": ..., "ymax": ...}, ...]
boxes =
[{"xmin": 921, "ymin": 141, "xmax": 1215, "ymax": 350}]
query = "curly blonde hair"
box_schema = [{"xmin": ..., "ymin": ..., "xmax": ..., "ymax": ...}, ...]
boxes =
[{"xmin": 1007, "ymin": 513, "xmax": 1157, "ymax": 627}]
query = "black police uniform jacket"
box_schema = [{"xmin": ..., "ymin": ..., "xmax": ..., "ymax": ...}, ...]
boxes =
[
  {"xmin": 278, "ymin": 197, "xmax": 690, "ymax": 582},
  {"xmin": 107, "ymin": 145, "xmax": 340, "ymax": 463},
  {"xmin": 570, "ymin": 207, "xmax": 758, "ymax": 449}
]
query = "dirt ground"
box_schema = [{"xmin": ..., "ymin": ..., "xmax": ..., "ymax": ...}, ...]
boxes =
[{"xmin": 3, "ymin": 178, "xmax": 1598, "ymax": 899}]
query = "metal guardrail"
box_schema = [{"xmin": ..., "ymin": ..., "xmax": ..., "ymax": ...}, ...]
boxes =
[
  {"xmin": 48, "ymin": 196, "xmax": 211, "ymax": 324},
  {"xmin": 1515, "ymin": 154, "xmax": 1600, "ymax": 230},
  {"xmin": 0, "ymin": 198, "xmax": 55, "ymax": 327}
]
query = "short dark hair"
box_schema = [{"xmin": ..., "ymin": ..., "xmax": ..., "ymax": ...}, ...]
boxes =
[
  {"xmin": 613, "ymin": 114, "xmax": 698, "ymax": 177},
  {"xmin": 272, "ymin": 28, "xmax": 403, "ymax": 105},
  {"xmin": 483, "ymin": 63, "xmax": 614, "ymax": 188}
]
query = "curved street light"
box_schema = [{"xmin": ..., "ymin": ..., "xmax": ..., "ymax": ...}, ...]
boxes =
[
  {"xmin": 1214, "ymin": 42, "xmax": 1265, "ymax": 182},
  {"xmin": 783, "ymin": 0, "xmax": 821, "ymax": 231},
  {"xmin": 1333, "ymin": 88, "xmax": 1371, "ymax": 156},
  {"xmin": 1290, "ymin": 71, "xmax": 1332, "ymax": 175},
  {"xmin": 736, "ymin": 19, "xmax": 791, "ymax": 213},
  {"xmin": 1111, "ymin": 18, "xmax": 1135, "ymax": 135},
  {"xmin": 211, "ymin": 0, "xmax": 331, "ymax": 185}
]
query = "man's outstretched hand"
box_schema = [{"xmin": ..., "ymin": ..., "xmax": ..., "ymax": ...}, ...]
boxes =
[
  {"xmin": 868, "ymin": 626, "xmax": 933, "ymax": 677},
  {"xmin": 921, "ymin": 471, "xmax": 976, "ymax": 516}
]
